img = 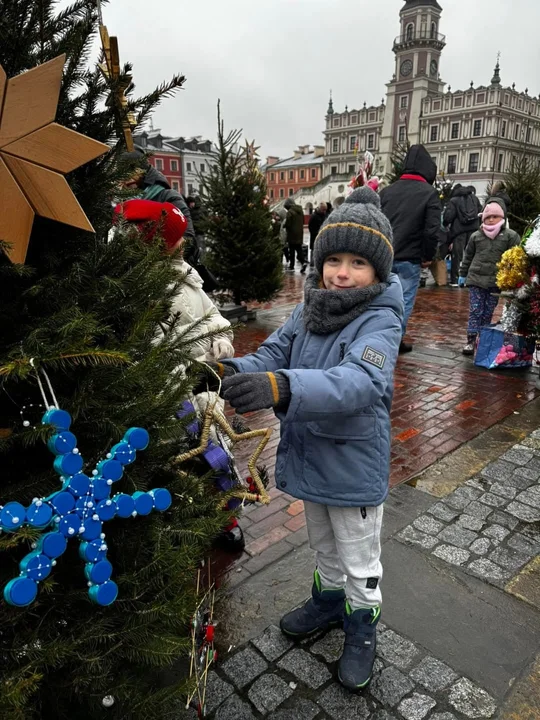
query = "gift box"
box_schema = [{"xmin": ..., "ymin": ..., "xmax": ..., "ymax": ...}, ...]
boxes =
[{"xmin": 474, "ymin": 324, "xmax": 535, "ymax": 370}]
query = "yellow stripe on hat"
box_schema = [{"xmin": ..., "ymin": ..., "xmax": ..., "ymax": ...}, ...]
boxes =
[
  {"xmin": 266, "ymin": 372, "xmax": 280, "ymax": 405},
  {"xmin": 317, "ymin": 222, "xmax": 394, "ymax": 255}
]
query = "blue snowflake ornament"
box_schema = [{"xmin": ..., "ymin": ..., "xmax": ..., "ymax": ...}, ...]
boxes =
[{"xmin": 1, "ymin": 409, "xmax": 172, "ymax": 607}]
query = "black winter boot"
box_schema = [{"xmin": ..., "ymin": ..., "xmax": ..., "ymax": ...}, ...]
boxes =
[
  {"xmin": 462, "ymin": 333, "xmax": 477, "ymax": 356},
  {"xmin": 338, "ymin": 603, "xmax": 380, "ymax": 690},
  {"xmin": 280, "ymin": 570, "xmax": 345, "ymax": 638}
]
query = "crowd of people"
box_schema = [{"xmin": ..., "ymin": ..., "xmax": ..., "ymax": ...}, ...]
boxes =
[{"xmin": 114, "ymin": 144, "xmax": 521, "ymax": 694}]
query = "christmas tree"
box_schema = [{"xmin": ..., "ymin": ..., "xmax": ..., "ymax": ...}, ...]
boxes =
[
  {"xmin": 502, "ymin": 155, "xmax": 540, "ymax": 236},
  {"xmin": 385, "ymin": 142, "xmax": 410, "ymax": 185},
  {"xmin": 201, "ymin": 103, "xmax": 283, "ymax": 306},
  {"xmin": 0, "ymin": 1, "xmax": 225, "ymax": 717}
]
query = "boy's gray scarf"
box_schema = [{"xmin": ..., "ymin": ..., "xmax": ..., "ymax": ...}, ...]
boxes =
[{"xmin": 303, "ymin": 272, "xmax": 388, "ymax": 335}]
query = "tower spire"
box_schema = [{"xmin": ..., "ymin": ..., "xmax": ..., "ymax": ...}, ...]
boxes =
[
  {"xmin": 327, "ymin": 90, "xmax": 334, "ymax": 116},
  {"xmin": 491, "ymin": 52, "xmax": 501, "ymax": 86}
]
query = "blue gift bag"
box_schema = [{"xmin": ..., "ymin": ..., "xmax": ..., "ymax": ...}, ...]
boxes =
[{"xmin": 474, "ymin": 324, "xmax": 535, "ymax": 370}]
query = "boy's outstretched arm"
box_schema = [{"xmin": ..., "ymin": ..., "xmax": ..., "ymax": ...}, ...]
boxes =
[{"xmin": 225, "ymin": 305, "xmax": 302, "ymax": 374}]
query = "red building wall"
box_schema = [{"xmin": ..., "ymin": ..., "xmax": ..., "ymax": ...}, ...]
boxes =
[
  {"xmin": 147, "ymin": 151, "xmax": 183, "ymax": 194},
  {"xmin": 266, "ymin": 164, "xmax": 322, "ymax": 202}
]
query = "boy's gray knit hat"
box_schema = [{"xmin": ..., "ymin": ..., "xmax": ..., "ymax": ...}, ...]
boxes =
[{"xmin": 313, "ymin": 187, "xmax": 394, "ymax": 281}]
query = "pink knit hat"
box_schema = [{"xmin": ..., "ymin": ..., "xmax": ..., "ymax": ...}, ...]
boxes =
[{"xmin": 482, "ymin": 202, "xmax": 505, "ymax": 222}]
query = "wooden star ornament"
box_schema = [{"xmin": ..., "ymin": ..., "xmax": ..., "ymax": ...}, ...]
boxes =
[{"xmin": 0, "ymin": 55, "xmax": 109, "ymax": 263}]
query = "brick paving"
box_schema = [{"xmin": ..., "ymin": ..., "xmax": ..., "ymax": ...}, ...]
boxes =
[{"xmin": 224, "ymin": 274, "xmax": 538, "ymax": 576}]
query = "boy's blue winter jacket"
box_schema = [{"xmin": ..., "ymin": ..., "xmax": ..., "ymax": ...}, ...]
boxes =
[{"xmin": 227, "ymin": 275, "xmax": 404, "ymax": 507}]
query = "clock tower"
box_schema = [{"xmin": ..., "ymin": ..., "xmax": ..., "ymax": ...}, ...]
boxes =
[{"xmin": 380, "ymin": 0, "xmax": 446, "ymax": 169}]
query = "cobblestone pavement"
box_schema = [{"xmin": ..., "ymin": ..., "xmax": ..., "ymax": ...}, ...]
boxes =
[
  {"xmin": 187, "ymin": 622, "xmax": 498, "ymax": 719},
  {"xmin": 397, "ymin": 431, "xmax": 540, "ymax": 589},
  {"xmin": 224, "ymin": 274, "xmax": 537, "ymax": 580}
]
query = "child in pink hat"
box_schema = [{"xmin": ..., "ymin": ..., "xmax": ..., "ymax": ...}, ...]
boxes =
[{"xmin": 458, "ymin": 200, "xmax": 520, "ymax": 355}]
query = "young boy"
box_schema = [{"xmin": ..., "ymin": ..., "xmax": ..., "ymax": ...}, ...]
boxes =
[{"xmin": 208, "ymin": 187, "xmax": 403, "ymax": 690}]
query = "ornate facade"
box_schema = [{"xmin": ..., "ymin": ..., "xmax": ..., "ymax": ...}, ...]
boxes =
[{"xmin": 323, "ymin": 0, "xmax": 540, "ymax": 195}]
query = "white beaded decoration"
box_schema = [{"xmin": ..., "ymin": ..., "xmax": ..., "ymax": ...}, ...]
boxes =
[{"xmin": 102, "ymin": 695, "xmax": 115, "ymax": 708}]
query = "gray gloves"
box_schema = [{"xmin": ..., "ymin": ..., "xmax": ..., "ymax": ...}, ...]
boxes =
[{"xmin": 222, "ymin": 372, "xmax": 291, "ymax": 415}]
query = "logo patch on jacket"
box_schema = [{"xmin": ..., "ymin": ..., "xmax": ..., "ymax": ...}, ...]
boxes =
[
  {"xmin": 366, "ymin": 578, "xmax": 379, "ymax": 589},
  {"xmin": 362, "ymin": 346, "xmax": 386, "ymax": 369}
]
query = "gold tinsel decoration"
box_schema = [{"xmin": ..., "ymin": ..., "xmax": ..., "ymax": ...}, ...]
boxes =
[{"xmin": 496, "ymin": 246, "xmax": 530, "ymax": 291}]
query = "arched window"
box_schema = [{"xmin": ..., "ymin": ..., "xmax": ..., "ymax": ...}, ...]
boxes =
[
  {"xmin": 431, "ymin": 22, "xmax": 437, "ymax": 38},
  {"xmin": 406, "ymin": 23, "xmax": 414, "ymax": 41}
]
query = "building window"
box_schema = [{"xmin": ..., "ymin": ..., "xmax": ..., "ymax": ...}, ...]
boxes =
[
  {"xmin": 473, "ymin": 120, "xmax": 482, "ymax": 137},
  {"xmin": 430, "ymin": 125, "xmax": 439, "ymax": 142},
  {"xmin": 400, "ymin": 96, "xmax": 409, "ymax": 109},
  {"xmin": 447, "ymin": 155, "xmax": 457, "ymax": 174},
  {"xmin": 288, "ymin": 170, "xmax": 293, "ymax": 180},
  {"xmin": 280, "ymin": 171, "xmax": 285, "ymax": 181},
  {"xmin": 349, "ymin": 135, "xmax": 357, "ymax": 151},
  {"xmin": 498, "ymin": 153, "xmax": 504, "ymax": 173},
  {"xmin": 351, "ymin": 114, "xmax": 358, "ymax": 124},
  {"xmin": 398, "ymin": 126, "xmax": 406, "ymax": 143},
  {"xmin": 431, "ymin": 22, "xmax": 437, "ymax": 38},
  {"xmin": 453, "ymin": 97, "xmax": 463, "ymax": 109},
  {"xmin": 515, "ymin": 124, "xmax": 520, "ymax": 140},
  {"xmin": 451, "ymin": 122, "xmax": 460, "ymax": 139},
  {"xmin": 367, "ymin": 134, "xmax": 375, "ymax": 150},
  {"xmin": 476, "ymin": 93, "xmax": 485, "ymax": 104},
  {"xmin": 279, "ymin": 188, "xmax": 284, "ymax": 198},
  {"xmin": 369, "ymin": 112, "xmax": 376, "ymax": 122},
  {"xmin": 288, "ymin": 188, "xmax": 294, "ymax": 197},
  {"xmin": 433, "ymin": 101, "xmax": 441, "ymax": 111},
  {"xmin": 171, "ymin": 180, "xmax": 180, "ymax": 191},
  {"xmin": 348, "ymin": 164, "xmax": 355, "ymax": 174},
  {"xmin": 171, "ymin": 160, "xmax": 178, "ymax": 172},
  {"xmin": 200, "ymin": 163, "xmax": 205, "ymax": 173},
  {"xmin": 501, "ymin": 121, "xmax": 506, "ymax": 138},
  {"xmin": 270, "ymin": 172, "xmax": 275, "ymax": 182},
  {"xmin": 331, "ymin": 165, "xmax": 338, "ymax": 175},
  {"xmin": 300, "ymin": 169, "xmax": 305, "ymax": 179},
  {"xmin": 311, "ymin": 168, "xmax": 317, "ymax": 179},
  {"xmin": 406, "ymin": 23, "xmax": 414, "ymax": 40},
  {"xmin": 527, "ymin": 126, "xmax": 532, "ymax": 144},
  {"xmin": 155, "ymin": 158, "xmax": 163, "ymax": 171},
  {"xmin": 269, "ymin": 189, "xmax": 274, "ymax": 199},
  {"xmin": 186, "ymin": 162, "xmax": 192, "ymax": 172},
  {"xmin": 188, "ymin": 183, "xmax": 194, "ymax": 194},
  {"xmin": 504, "ymin": 94, "xmax": 510, "ymax": 105},
  {"xmin": 468, "ymin": 153, "xmax": 479, "ymax": 173},
  {"xmin": 333, "ymin": 118, "xmax": 340, "ymax": 127},
  {"xmin": 332, "ymin": 139, "xmax": 339, "ymax": 153}
]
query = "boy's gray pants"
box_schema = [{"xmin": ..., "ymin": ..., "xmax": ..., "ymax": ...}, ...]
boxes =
[{"xmin": 304, "ymin": 501, "xmax": 383, "ymax": 608}]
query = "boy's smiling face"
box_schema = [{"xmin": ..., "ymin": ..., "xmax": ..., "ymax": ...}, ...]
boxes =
[{"xmin": 323, "ymin": 252, "xmax": 378, "ymax": 290}]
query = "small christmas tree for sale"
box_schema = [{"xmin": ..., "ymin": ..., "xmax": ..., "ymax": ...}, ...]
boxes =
[
  {"xmin": 385, "ymin": 141, "xmax": 410, "ymax": 185},
  {"xmin": 201, "ymin": 103, "xmax": 283, "ymax": 306},
  {"xmin": 0, "ymin": 1, "xmax": 226, "ymax": 718},
  {"xmin": 502, "ymin": 155, "xmax": 540, "ymax": 236}
]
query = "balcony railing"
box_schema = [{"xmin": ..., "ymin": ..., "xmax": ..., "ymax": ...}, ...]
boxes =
[{"xmin": 393, "ymin": 31, "xmax": 446, "ymax": 49}]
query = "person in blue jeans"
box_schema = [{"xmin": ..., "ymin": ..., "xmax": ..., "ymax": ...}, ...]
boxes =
[{"xmin": 380, "ymin": 145, "xmax": 441, "ymax": 353}]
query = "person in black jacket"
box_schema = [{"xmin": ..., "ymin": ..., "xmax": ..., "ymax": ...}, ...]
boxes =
[
  {"xmin": 443, "ymin": 185, "xmax": 482, "ymax": 286},
  {"xmin": 380, "ymin": 145, "xmax": 441, "ymax": 353},
  {"xmin": 308, "ymin": 202, "xmax": 328, "ymax": 266},
  {"xmin": 123, "ymin": 150, "xmax": 198, "ymax": 265}
]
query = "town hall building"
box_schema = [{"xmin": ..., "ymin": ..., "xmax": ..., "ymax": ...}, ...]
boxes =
[{"xmin": 322, "ymin": 0, "xmax": 540, "ymax": 197}]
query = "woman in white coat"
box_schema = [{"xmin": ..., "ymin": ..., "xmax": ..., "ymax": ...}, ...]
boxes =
[{"xmin": 114, "ymin": 199, "xmax": 245, "ymax": 551}]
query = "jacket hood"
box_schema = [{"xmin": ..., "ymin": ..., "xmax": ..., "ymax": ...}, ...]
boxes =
[
  {"xmin": 368, "ymin": 273, "xmax": 404, "ymax": 318},
  {"xmin": 143, "ymin": 165, "xmax": 171, "ymax": 190},
  {"xmin": 173, "ymin": 258, "xmax": 204, "ymax": 289},
  {"xmin": 484, "ymin": 196, "xmax": 507, "ymax": 217},
  {"xmin": 288, "ymin": 204, "xmax": 304, "ymax": 217},
  {"xmin": 402, "ymin": 144, "xmax": 437, "ymax": 184}
]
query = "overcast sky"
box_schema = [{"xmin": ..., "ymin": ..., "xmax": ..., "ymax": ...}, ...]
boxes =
[{"xmin": 100, "ymin": 0, "xmax": 540, "ymax": 160}]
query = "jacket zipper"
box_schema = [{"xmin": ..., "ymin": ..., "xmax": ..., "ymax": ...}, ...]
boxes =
[
  {"xmin": 339, "ymin": 342, "xmax": 346, "ymax": 362},
  {"xmin": 361, "ymin": 507, "xmax": 367, "ymax": 519}
]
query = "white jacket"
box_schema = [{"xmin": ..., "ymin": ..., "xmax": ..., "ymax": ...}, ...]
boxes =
[{"xmin": 167, "ymin": 259, "xmax": 234, "ymax": 362}]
